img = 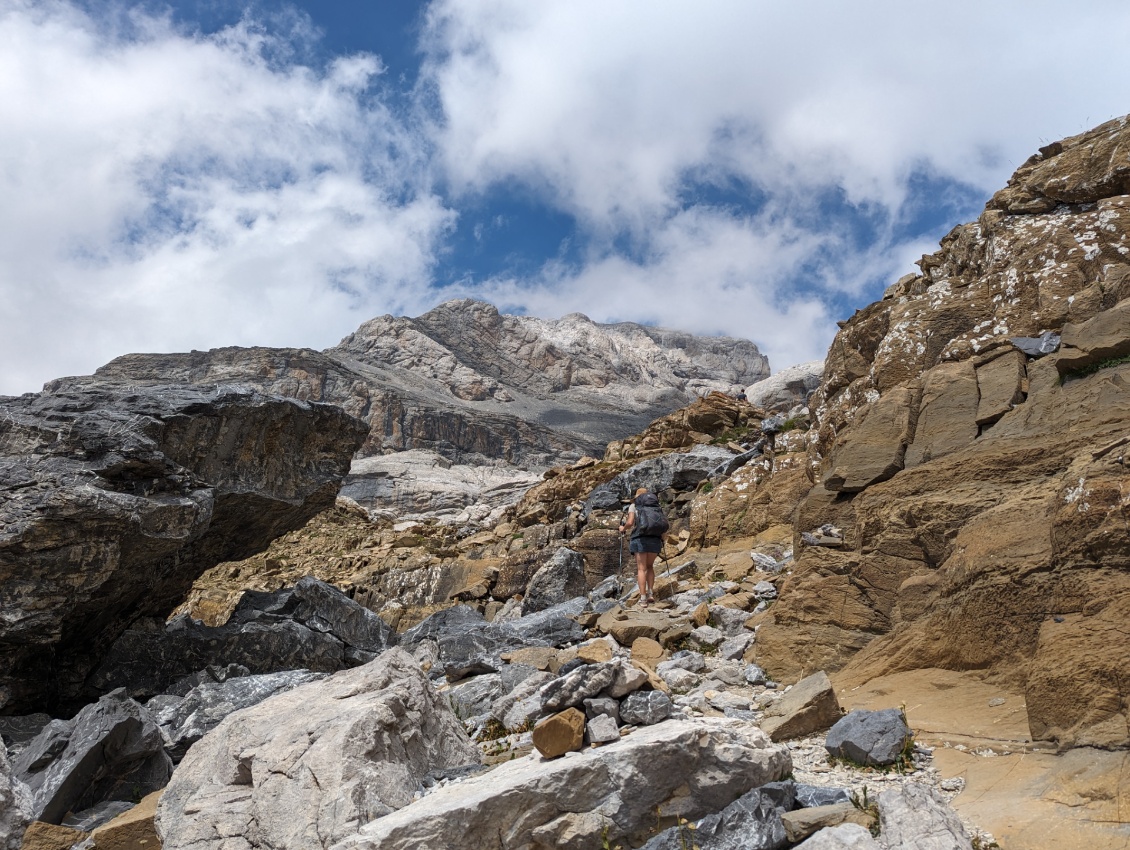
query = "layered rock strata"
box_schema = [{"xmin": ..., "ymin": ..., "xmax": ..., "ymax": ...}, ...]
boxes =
[
  {"xmin": 0, "ymin": 384, "xmax": 367, "ymax": 713},
  {"xmin": 752, "ymin": 114, "xmax": 1130, "ymax": 748}
]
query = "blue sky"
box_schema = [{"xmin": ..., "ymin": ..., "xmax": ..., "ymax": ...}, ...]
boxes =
[{"xmin": 3, "ymin": 0, "xmax": 1130, "ymax": 395}]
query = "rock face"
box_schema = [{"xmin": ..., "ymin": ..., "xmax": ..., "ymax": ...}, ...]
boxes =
[
  {"xmin": 0, "ymin": 384, "xmax": 367, "ymax": 714},
  {"xmin": 334, "ymin": 719, "xmax": 790, "ymax": 850},
  {"xmin": 752, "ymin": 115, "xmax": 1130, "ymax": 749},
  {"xmin": 155, "ymin": 648, "xmax": 479, "ymax": 850},
  {"xmin": 0, "ymin": 744, "xmax": 32, "ymax": 850}
]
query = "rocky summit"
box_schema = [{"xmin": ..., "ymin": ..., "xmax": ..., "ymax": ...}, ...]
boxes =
[
  {"xmin": 5, "ymin": 116, "xmax": 1130, "ymax": 850},
  {"xmin": 49, "ymin": 300, "xmax": 769, "ymax": 521}
]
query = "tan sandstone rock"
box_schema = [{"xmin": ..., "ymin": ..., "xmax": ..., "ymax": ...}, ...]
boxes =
[
  {"xmin": 759, "ymin": 671, "xmax": 842, "ymax": 742},
  {"xmin": 532, "ymin": 708, "xmax": 586, "ymax": 758},
  {"xmin": 88, "ymin": 790, "xmax": 162, "ymax": 850}
]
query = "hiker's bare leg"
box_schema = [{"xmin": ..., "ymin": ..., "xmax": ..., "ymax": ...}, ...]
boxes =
[
  {"xmin": 636, "ymin": 552, "xmax": 650, "ymax": 602},
  {"xmin": 644, "ymin": 552, "xmax": 658, "ymax": 599}
]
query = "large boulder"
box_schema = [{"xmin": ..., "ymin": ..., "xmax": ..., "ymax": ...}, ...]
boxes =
[
  {"xmin": 90, "ymin": 577, "xmax": 395, "ymax": 699},
  {"xmin": 745, "ymin": 361, "xmax": 824, "ymax": 412},
  {"xmin": 824, "ymin": 709, "xmax": 912, "ymax": 767},
  {"xmin": 0, "ymin": 384, "xmax": 367, "ymax": 714},
  {"xmin": 522, "ymin": 548, "xmax": 587, "ymax": 614},
  {"xmin": 13, "ymin": 690, "xmax": 171, "ymax": 825},
  {"xmin": 333, "ymin": 719, "xmax": 791, "ymax": 850},
  {"xmin": 758, "ymin": 672, "xmax": 841, "ymax": 742},
  {"xmin": 155, "ymin": 648, "xmax": 480, "ymax": 850},
  {"xmin": 877, "ymin": 783, "xmax": 973, "ymax": 849}
]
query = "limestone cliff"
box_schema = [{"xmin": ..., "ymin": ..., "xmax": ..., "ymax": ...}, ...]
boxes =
[{"xmin": 751, "ymin": 115, "xmax": 1130, "ymax": 749}]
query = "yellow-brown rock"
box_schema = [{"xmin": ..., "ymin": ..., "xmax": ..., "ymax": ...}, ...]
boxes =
[
  {"xmin": 763, "ymin": 116, "xmax": 1130, "ymax": 749},
  {"xmin": 20, "ymin": 823, "xmax": 86, "ymax": 850},
  {"xmin": 532, "ymin": 708, "xmax": 586, "ymax": 758},
  {"xmin": 88, "ymin": 790, "xmax": 163, "ymax": 850}
]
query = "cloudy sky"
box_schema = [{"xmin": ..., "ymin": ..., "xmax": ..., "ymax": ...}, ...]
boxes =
[{"xmin": 3, "ymin": 0, "xmax": 1129, "ymax": 395}]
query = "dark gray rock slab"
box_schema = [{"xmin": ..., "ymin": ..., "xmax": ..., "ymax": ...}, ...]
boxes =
[
  {"xmin": 796, "ymin": 784, "xmax": 853, "ymax": 808},
  {"xmin": 147, "ymin": 669, "xmax": 326, "ymax": 762},
  {"xmin": 522, "ymin": 548, "xmax": 586, "ymax": 614},
  {"xmin": 1010, "ymin": 331, "xmax": 1061, "ymax": 358},
  {"xmin": 0, "ymin": 383, "xmax": 367, "ymax": 714},
  {"xmin": 398, "ymin": 606, "xmax": 486, "ymax": 646},
  {"xmin": 541, "ymin": 663, "xmax": 618, "ymax": 713},
  {"xmin": 90, "ymin": 577, "xmax": 387, "ymax": 699},
  {"xmin": 13, "ymin": 689, "xmax": 172, "ymax": 825},
  {"xmin": 619, "ymin": 691, "xmax": 672, "ymax": 726},
  {"xmin": 825, "ymin": 708, "xmax": 912, "ymax": 767},
  {"xmin": 639, "ymin": 783, "xmax": 792, "ymax": 850},
  {"xmin": 584, "ymin": 446, "xmax": 736, "ymax": 512}
]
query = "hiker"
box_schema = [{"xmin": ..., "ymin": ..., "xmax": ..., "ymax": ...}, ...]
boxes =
[{"xmin": 619, "ymin": 487, "xmax": 668, "ymax": 607}]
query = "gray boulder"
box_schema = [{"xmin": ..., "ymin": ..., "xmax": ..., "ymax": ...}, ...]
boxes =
[
  {"xmin": 522, "ymin": 548, "xmax": 587, "ymax": 614},
  {"xmin": 661, "ymin": 650, "xmax": 706, "ymax": 673},
  {"xmin": 710, "ymin": 607, "xmax": 753, "ymax": 636},
  {"xmin": 745, "ymin": 361, "xmax": 824, "ymax": 412},
  {"xmin": 585, "ymin": 714, "xmax": 621, "ymax": 744},
  {"xmin": 147, "ymin": 669, "xmax": 326, "ymax": 761},
  {"xmin": 718, "ymin": 633, "xmax": 756, "ymax": 661},
  {"xmin": 0, "ymin": 744, "xmax": 32, "ymax": 850},
  {"xmin": 877, "ymin": 783, "xmax": 973, "ymax": 849},
  {"xmin": 541, "ymin": 663, "xmax": 618, "ymax": 712},
  {"xmin": 91, "ymin": 577, "xmax": 395, "ymax": 699},
  {"xmin": 825, "ymin": 709, "xmax": 912, "ymax": 767},
  {"xmin": 0, "ymin": 383, "xmax": 366, "ymax": 714},
  {"xmin": 620, "ymin": 691, "xmax": 672, "ymax": 726},
  {"xmin": 744, "ymin": 664, "xmax": 769, "ymax": 686},
  {"xmin": 446, "ymin": 674, "xmax": 503, "ymax": 722},
  {"xmin": 583, "ymin": 697, "xmax": 619, "ymax": 722},
  {"xmin": 584, "ymin": 446, "xmax": 736, "ymax": 512},
  {"xmin": 156, "ymin": 648, "xmax": 479, "ymax": 850},
  {"xmin": 491, "ymin": 672, "xmax": 554, "ymax": 731},
  {"xmin": 333, "ymin": 719, "xmax": 791, "ymax": 850},
  {"xmin": 13, "ymin": 689, "xmax": 172, "ymax": 825}
]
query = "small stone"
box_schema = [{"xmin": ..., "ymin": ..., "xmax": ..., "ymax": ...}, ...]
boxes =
[
  {"xmin": 585, "ymin": 714, "xmax": 620, "ymax": 745},
  {"xmin": 688, "ymin": 626, "xmax": 724, "ymax": 649}
]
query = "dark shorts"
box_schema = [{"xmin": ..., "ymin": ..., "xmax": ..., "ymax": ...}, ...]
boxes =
[{"xmin": 629, "ymin": 535, "xmax": 663, "ymax": 554}]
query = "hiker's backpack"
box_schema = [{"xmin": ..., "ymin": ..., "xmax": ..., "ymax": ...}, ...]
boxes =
[{"xmin": 633, "ymin": 493, "xmax": 670, "ymax": 537}]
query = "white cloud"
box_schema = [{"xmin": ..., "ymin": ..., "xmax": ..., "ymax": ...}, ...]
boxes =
[
  {"xmin": 5, "ymin": 0, "xmax": 1130, "ymax": 394},
  {"xmin": 0, "ymin": 0, "xmax": 453, "ymax": 395},
  {"xmin": 418, "ymin": 0, "xmax": 1130, "ymax": 368}
]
